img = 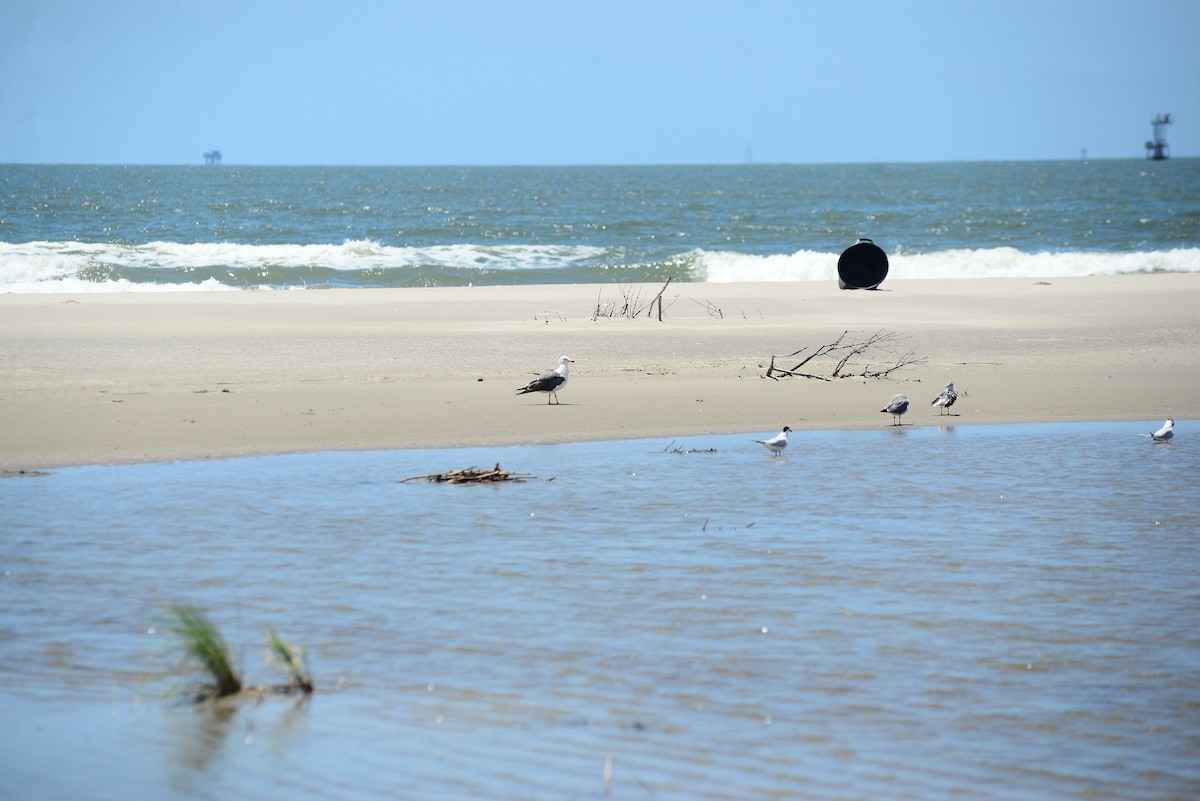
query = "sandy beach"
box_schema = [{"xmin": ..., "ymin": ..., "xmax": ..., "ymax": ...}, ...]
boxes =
[{"xmin": 2, "ymin": 274, "xmax": 1197, "ymax": 470}]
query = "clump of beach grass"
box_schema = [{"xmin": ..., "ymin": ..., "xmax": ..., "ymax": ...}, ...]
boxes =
[
  {"xmin": 169, "ymin": 605, "xmax": 242, "ymax": 700},
  {"xmin": 265, "ymin": 626, "xmax": 314, "ymax": 695}
]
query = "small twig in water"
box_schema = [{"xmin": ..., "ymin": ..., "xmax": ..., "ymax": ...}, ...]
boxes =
[{"xmin": 661, "ymin": 440, "xmax": 718, "ymax": 454}]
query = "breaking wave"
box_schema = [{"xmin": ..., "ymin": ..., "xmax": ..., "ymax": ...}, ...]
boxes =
[{"xmin": 1, "ymin": 239, "xmax": 1197, "ymax": 293}]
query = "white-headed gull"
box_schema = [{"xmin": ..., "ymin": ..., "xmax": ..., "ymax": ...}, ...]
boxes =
[
  {"xmin": 881, "ymin": 393, "xmax": 909, "ymax": 426},
  {"xmin": 516, "ymin": 356, "xmax": 572, "ymax": 404},
  {"xmin": 931, "ymin": 383, "xmax": 958, "ymax": 415}
]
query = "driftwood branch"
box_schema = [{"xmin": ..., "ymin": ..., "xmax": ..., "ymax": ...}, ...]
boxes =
[
  {"xmin": 773, "ymin": 330, "xmax": 852, "ymax": 375},
  {"xmin": 765, "ymin": 330, "xmax": 926, "ymax": 381},
  {"xmin": 838, "ymin": 347, "xmax": 926, "ymax": 379},
  {"xmin": 400, "ymin": 462, "xmax": 534, "ymax": 484},
  {"xmin": 764, "ymin": 355, "xmax": 831, "ymax": 381}
]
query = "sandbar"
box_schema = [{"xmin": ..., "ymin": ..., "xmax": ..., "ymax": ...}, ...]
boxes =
[{"xmin": 1, "ymin": 274, "xmax": 1197, "ymax": 470}]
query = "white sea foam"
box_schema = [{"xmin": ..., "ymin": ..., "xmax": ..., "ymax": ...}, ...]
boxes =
[
  {"xmin": 2, "ymin": 239, "xmax": 1197, "ymax": 292},
  {"xmin": 0, "ymin": 240, "xmax": 611, "ymax": 292},
  {"xmin": 125, "ymin": 240, "xmax": 607, "ymax": 271},
  {"xmin": 0, "ymin": 239, "xmax": 605, "ymax": 270},
  {"xmin": 697, "ymin": 247, "xmax": 1200, "ymax": 283},
  {"xmin": 1, "ymin": 276, "xmax": 241, "ymax": 293}
]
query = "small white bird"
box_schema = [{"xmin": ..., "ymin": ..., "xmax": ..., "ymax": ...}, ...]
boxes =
[
  {"xmin": 1150, "ymin": 418, "xmax": 1175, "ymax": 442},
  {"xmin": 931, "ymin": 383, "xmax": 958, "ymax": 415},
  {"xmin": 753, "ymin": 426, "xmax": 791, "ymax": 454},
  {"xmin": 516, "ymin": 356, "xmax": 572, "ymax": 405},
  {"xmin": 881, "ymin": 393, "xmax": 909, "ymax": 426}
]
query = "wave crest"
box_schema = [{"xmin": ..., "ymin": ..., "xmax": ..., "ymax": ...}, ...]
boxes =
[
  {"xmin": 695, "ymin": 247, "xmax": 1200, "ymax": 283},
  {"xmin": 2, "ymin": 239, "xmax": 1197, "ymax": 292}
]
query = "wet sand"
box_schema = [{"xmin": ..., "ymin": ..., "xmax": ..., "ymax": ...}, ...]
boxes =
[{"xmin": 2, "ymin": 274, "xmax": 1197, "ymax": 469}]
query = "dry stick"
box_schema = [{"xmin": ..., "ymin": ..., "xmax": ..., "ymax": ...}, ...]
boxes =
[
  {"xmin": 689, "ymin": 297, "xmax": 724, "ymax": 319},
  {"xmin": 832, "ymin": 330, "xmax": 894, "ymax": 376},
  {"xmin": 649, "ymin": 276, "xmax": 673, "ymax": 321},
  {"xmin": 766, "ymin": 354, "xmax": 831, "ymax": 381},
  {"xmin": 784, "ymin": 331, "xmax": 850, "ymax": 373},
  {"xmin": 832, "ymin": 344, "xmax": 872, "ymax": 377},
  {"xmin": 864, "ymin": 348, "xmax": 926, "ymax": 378}
]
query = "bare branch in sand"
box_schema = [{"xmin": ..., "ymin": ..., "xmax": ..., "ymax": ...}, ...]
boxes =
[
  {"xmin": 592, "ymin": 278, "xmax": 679, "ymax": 321},
  {"xmin": 689, "ymin": 297, "xmax": 724, "ymax": 319},
  {"xmin": 764, "ymin": 330, "xmax": 927, "ymax": 381},
  {"xmin": 649, "ymin": 276, "xmax": 673, "ymax": 321}
]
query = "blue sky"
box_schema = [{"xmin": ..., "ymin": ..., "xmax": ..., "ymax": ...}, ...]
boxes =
[{"xmin": 2, "ymin": 0, "xmax": 1196, "ymax": 165}]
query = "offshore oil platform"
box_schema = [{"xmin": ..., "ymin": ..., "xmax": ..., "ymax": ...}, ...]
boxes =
[
  {"xmin": 203, "ymin": 150, "xmax": 223, "ymax": 165},
  {"xmin": 1145, "ymin": 114, "xmax": 1171, "ymax": 160}
]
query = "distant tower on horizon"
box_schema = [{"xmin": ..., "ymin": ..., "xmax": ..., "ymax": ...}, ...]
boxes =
[
  {"xmin": 1145, "ymin": 114, "xmax": 1171, "ymax": 160},
  {"xmin": 203, "ymin": 150, "xmax": 223, "ymax": 165}
]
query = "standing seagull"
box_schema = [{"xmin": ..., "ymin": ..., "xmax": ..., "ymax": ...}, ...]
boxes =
[
  {"xmin": 516, "ymin": 356, "xmax": 572, "ymax": 404},
  {"xmin": 1150, "ymin": 418, "xmax": 1175, "ymax": 442},
  {"xmin": 931, "ymin": 383, "xmax": 958, "ymax": 415},
  {"xmin": 881, "ymin": 393, "xmax": 909, "ymax": 426},
  {"xmin": 753, "ymin": 426, "xmax": 792, "ymax": 455}
]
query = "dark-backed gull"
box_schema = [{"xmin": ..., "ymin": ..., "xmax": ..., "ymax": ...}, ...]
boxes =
[{"xmin": 516, "ymin": 356, "xmax": 572, "ymax": 405}]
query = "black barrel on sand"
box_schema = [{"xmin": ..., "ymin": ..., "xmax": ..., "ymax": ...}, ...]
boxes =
[{"xmin": 837, "ymin": 238, "xmax": 888, "ymax": 289}]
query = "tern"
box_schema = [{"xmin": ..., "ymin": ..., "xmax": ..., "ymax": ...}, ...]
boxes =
[
  {"xmin": 1150, "ymin": 418, "xmax": 1175, "ymax": 442},
  {"xmin": 753, "ymin": 426, "xmax": 792, "ymax": 455}
]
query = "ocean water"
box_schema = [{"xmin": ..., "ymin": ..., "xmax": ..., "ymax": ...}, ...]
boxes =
[
  {"xmin": 1, "ymin": 422, "xmax": 1197, "ymax": 800},
  {"xmin": 1, "ymin": 160, "xmax": 1198, "ymax": 292},
  {"xmin": 3, "ymin": 161, "xmax": 1198, "ymax": 798}
]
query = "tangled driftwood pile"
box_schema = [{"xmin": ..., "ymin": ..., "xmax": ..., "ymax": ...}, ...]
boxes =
[
  {"xmin": 400, "ymin": 462, "xmax": 534, "ymax": 484},
  {"xmin": 661, "ymin": 440, "xmax": 718, "ymax": 454},
  {"xmin": 765, "ymin": 330, "xmax": 925, "ymax": 381}
]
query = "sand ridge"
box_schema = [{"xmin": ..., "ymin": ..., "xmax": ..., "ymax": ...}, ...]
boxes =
[{"xmin": 1, "ymin": 274, "xmax": 1197, "ymax": 469}]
